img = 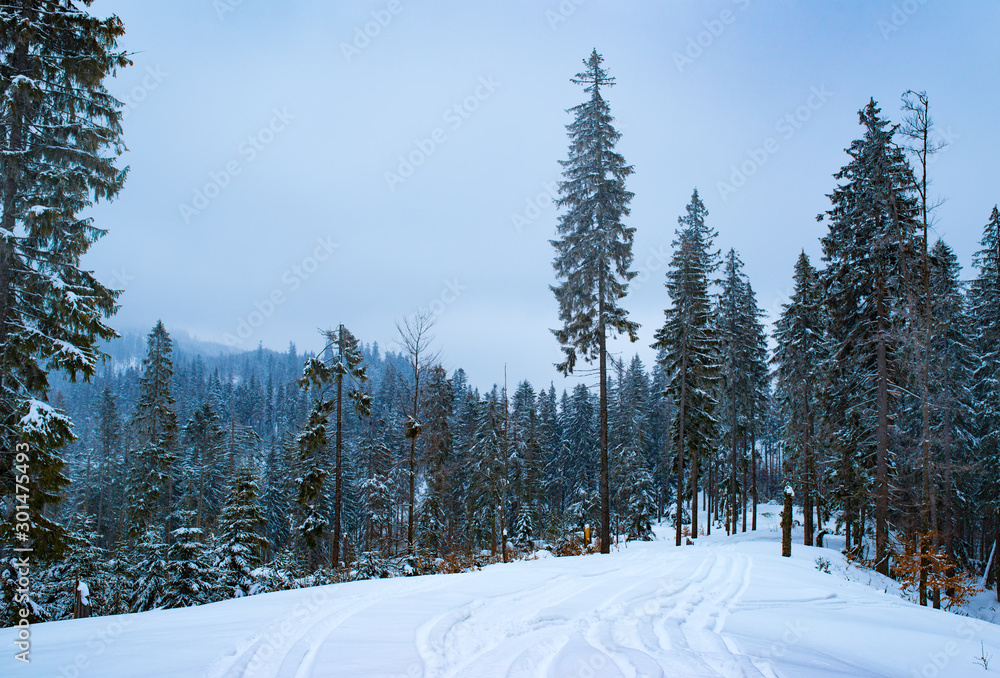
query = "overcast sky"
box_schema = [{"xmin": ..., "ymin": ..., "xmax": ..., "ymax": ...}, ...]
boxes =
[{"xmin": 84, "ymin": 0, "xmax": 1000, "ymax": 392}]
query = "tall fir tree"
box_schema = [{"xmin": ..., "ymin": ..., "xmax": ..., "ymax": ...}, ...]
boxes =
[
  {"xmin": 772, "ymin": 252, "xmax": 825, "ymax": 545},
  {"xmin": 0, "ymin": 0, "xmax": 129, "ymax": 562},
  {"xmin": 93, "ymin": 386, "xmax": 124, "ymax": 546},
  {"xmin": 510, "ymin": 380, "xmax": 543, "ymax": 545},
  {"xmin": 926, "ymin": 240, "xmax": 976, "ymax": 572},
  {"xmin": 971, "ymin": 206, "xmax": 1000, "ymax": 599},
  {"xmin": 717, "ymin": 249, "xmax": 750, "ymax": 535},
  {"xmin": 468, "ymin": 388, "xmax": 509, "ymax": 557},
  {"xmin": 551, "ymin": 49, "xmax": 638, "ymax": 553},
  {"xmin": 652, "ymin": 188, "xmax": 720, "ymax": 546},
  {"xmin": 820, "ymin": 99, "xmax": 920, "ymax": 573},
  {"xmin": 126, "ymin": 321, "xmax": 179, "ymax": 540},
  {"xmin": 610, "ymin": 356, "xmax": 656, "ymax": 541},
  {"xmin": 741, "ymin": 278, "xmax": 770, "ymax": 532}
]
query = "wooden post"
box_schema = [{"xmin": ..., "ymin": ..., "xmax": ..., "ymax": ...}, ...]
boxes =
[
  {"xmin": 74, "ymin": 580, "xmax": 92, "ymax": 619},
  {"xmin": 781, "ymin": 486, "xmax": 794, "ymax": 558}
]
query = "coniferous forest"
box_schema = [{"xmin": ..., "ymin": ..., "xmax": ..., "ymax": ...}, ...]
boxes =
[{"xmin": 2, "ymin": 3, "xmax": 999, "ymax": 630}]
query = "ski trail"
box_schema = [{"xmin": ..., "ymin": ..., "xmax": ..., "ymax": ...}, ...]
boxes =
[
  {"xmin": 205, "ymin": 575, "xmax": 456, "ymax": 678},
  {"xmin": 416, "ymin": 558, "xmax": 672, "ymax": 677},
  {"xmin": 662, "ymin": 546, "xmax": 765, "ymax": 678},
  {"xmin": 210, "ymin": 542, "xmax": 765, "ymax": 678}
]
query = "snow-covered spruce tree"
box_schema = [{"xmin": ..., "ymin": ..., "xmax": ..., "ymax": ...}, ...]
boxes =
[
  {"xmin": 93, "ymin": 385, "xmax": 124, "ymax": 546},
  {"xmin": 126, "ymin": 321, "xmax": 179, "ymax": 541},
  {"xmin": 820, "ymin": 99, "xmax": 920, "ymax": 574},
  {"xmin": 35, "ymin": 515, "xmax": 106, "ymax": 621},
  {"xmin": 0, "ymin": 0, "xmax": 128, "ymax": 563},
  {"xmin": 128, "ymin": 527, "xmax": 168, "ymax": 612},
  {"xmin": 448, "ymin": 379, "xmax": 479, "ymax": 552},
  {"xmin": 717, "ymin": 249, "xmax": 751, "ymax": 535},
  {"xmin": 544, "ymin": 389, "xmax": 572, "ymax": 518},
  {"xmin": 772, "ymin": 252, "xmax": 826, "ymax": 545},
  {"xmin": 261, "ymin": 438, "xmax": 292, "ymax": 557},
  {"xmin": 652, "ymin": 188, "xmax": 720, "ymax": 546},
  {"xmin": 163, "ymin": 510, "xmax": 217, "ymax": 608},
  {"xmin": 215, "ymin": 463, "xmax": 268, "ymax": 598},
  {"xmin": 536, "ymin": 384, "xmax": 561, "ymax": 535},
  {"xmin": 551, "ymin": 49, "xmax": 638, "ymax": 554},
  {"xmin": 469, "ymin": 387, "xmax": 511, "ymax": 560},
  {"xmin": 181, "ymin": 401, "xmax": 226, "ymax": 531},
  {"xmin": 926, "ymin": 240, "xmax": 976, "ymax": 573},
  {"xmin": 510, "ymin": 380, "xmax": 543, "ymax": 546},
  {"xmin": 357, "ymin": 409, "xmax": 393, "ymax": 555},
  {"xmin": 219, "ymin": 415, "xmax": 262, "ymax": 482},
  {"xmin": 296, "ymin": 324, "xmax": 370, "ymax": 567},
  {"xmin": 647, "ymin": 348, "xmax": 674, "ymax": 517},
  {"xmin": 555, "ymin": 384, "xmax": 598, "ymax": 530},
  {"xmin": 610, "ymin": 356, "xmax": 655, "ymax": 541},
  {"xmin": 416, "ymin": 364, "xmax": 453, "ymax": 560},
  {"xmin": 971, "ymin": 206, "xmax": 1000, "ymax": 599},
  {"xmin": 741, "ymin": 279, "xmax": 770, "ymax": 532}
]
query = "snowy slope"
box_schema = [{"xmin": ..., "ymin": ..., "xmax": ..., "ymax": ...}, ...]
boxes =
[{"xmin": 5, "ymin": 507, "xmax": 1000, "ymax": 678}]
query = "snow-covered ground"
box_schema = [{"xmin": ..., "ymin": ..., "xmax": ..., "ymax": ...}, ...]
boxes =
[{"xmin": 5, "ymin": 505, "xmax": 1000, "ymax": 677}]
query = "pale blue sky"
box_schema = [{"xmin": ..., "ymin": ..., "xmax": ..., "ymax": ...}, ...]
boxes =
[{"xmin": 86, "ymin": 0, "xmax": 1000, "ymax": 390}]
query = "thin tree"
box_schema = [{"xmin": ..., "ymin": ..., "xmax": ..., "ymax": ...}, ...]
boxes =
[
  {"xmin": 394, "ymin": 310, "xmax": 439, "ymax": 553},
  {"xmin": 551, "ymin": 49, "xmax": 639, "ymax": 553},
  {"xmin": 900, "ymin": 90, "xmax": 947, "ymax": 605},
  {"xmin": 297, "ymin": 324, "xmax": 370, "ymax": 565}
]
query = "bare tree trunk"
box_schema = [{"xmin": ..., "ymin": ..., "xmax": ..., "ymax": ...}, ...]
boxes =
[
  {"xmin": 730, "ymin": 393, "xmax": 737, "ymax": 536},
  {"xmin": 944, "ymin": 390, "xmax": 956, "ymax": 598},
  {"xmin": 676, "ymin": 349, "xmax": 687, "ymax": 547},
  {"xmin": 751, "ymin": 419, "xmax": 758, "ymax": 532},
  {"xmin": 706, "ymin": 460, "xmax": 712, "ymax": 536},
  {"xmin": 598, "ymin": 272, "xmax": 610, "ymax": 554},
  {"xmin": 995, "ymin": 517, "xmax": 1000, "ymax": 603},
  {"xmin": 84, "ymin": 451, "xmax": 92, "ymax": 524},
  {"xmin": 845, "ymin": 496, "xmax": 853, "ymax": 554},
  {"xmin": 691, "ymin": 415, "xmax": 699, "ymax": 541},
  {"xmin": 875, "ymin": 275, "xmax": 890, "ymax": 576},
  {"xmin": 803, "ymin": 398, "xmax": 814, "ymax": 546},
  {"xmin": 741, "ymin": 437, "xmax": 747, "ymax": 533},
  {"xmin": 96, "ymin": 452, "xmax": 106, "ymax": 545},
  {"xmin": 333, "ymin": 329, "xmax": 344, "ymax": 566},
  {"xmin": 919, "ymin": 535, "xmax": 928, "ymax": 606}
]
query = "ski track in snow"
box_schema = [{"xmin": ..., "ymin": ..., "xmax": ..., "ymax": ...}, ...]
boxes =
[
  {"xmin": 209, "ymin": 543, "xmax": 770, "ymax": 678},
  {"xmin": 207, "ymin": 575, "xmax": 458, "ymax": 678}
]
